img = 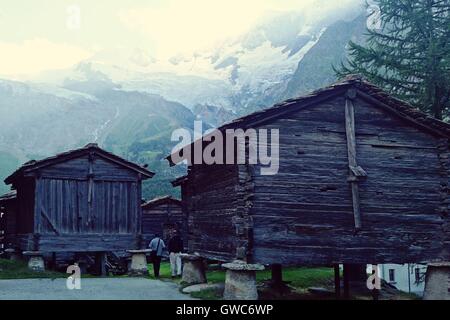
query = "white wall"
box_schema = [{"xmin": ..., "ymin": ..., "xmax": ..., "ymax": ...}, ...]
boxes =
[{"xmin": 367, "ymin": 264, "xmax": 427, "ymax": 295}]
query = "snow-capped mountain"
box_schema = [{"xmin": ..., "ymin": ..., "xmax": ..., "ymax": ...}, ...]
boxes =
[{"xmin": 31, "ymin": 9, "xmax": 364, "ymax": 113}]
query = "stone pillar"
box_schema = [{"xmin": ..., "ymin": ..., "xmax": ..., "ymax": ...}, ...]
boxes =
[
  {"xmin": 5, "ymin": 248, "xmax": 20, "ymax": 261},
  {"xmin": 423, "ymin": 262, "xmax": 450, "ymax": 300},
  {"xmin": 23, "ymin": 251, "xmax": 45, "ymax": 272},
  {"xmin": 180, "ymin": 254, "xmax": 207, "ymax": 285},
  {"xmin": 222, "ymin": 260, "xmax": 264, "ymax": 300},
  {"xmin": 127, "ymin": 249, "xmax": 151, "ymax": 276}
]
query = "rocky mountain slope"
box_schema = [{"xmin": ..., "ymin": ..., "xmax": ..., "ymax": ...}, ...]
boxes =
[{"xmin": 0, "ymin": 78, "xmax": 193, "ymax": 197}]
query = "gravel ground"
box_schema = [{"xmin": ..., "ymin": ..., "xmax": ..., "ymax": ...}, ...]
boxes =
[{"xmin": 0, "ymin": 277, "xmax": 196, "ymax": 300}]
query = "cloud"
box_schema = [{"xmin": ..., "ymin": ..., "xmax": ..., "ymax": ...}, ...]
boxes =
[
  {"xmin": 118, "ymin": 0, "xmax": 362, "ymax": 58},
  {"xmin": 0, "ymin": 38, "xmax": 92, "ymax": 77}
]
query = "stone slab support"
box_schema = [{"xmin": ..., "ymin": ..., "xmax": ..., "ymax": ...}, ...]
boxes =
[
  {"xmin": 180, "ymin": 254, "xmax": 206, "ymax": 285},
  {"xmin": 23, "ymin": 251, "xmax": 45, "ymax": 272},
  {"xmin": 222, "ymin": 260, "xmax": 264, "ymax": 300},
  {"xmin": 423, "ymin": 262, "xmax": 450, "ymax": 300},
  {"xmin": 127, "ymin": 249, "xmax": 151, "ymax": 276}
]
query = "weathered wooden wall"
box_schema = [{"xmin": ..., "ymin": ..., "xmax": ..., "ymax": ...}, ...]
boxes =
[
  {"xmin": 142, "ymin": 201, "xmax": 183, "ymax": 244},
  {"xmin": 0, "ymin": 200, "xmax": 17, "ymax": 250},
  {"xmin": 35, "ymin": 178, "xmax": 139, "ymax": 235},
  {"xmin": 186, "ymin": 164, "xmax": 239, "ymax": 262},
  {"xmin": 16, "ymin": 179, "xmax": 35, "ymax": 234},
  {"xmin": 8, "ymin": 152, "xmax": 145, "ymax": 252},
  {"xmin": 249, "ymin": 95, "xmax": 447, "ymax": 265},
  {"xmin": 0, "ymin": 200, "xmax": 17, "ymax": 237}
]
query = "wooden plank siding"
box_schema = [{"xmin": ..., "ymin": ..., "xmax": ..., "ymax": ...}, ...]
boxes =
[
  {"xmin": 249, "ymin": 95, "xmax": 446, "ymax": 266},
  {"xmin": 186, "ymin": 164, "xmax": 239, "ymax": 262},
  {"xmin": 35, "ymin": 179, "xmax": 139, "ymax": 235},
  {"xmin": 142, "ymin": 201, "xmax": 183, "ymax": 245}
]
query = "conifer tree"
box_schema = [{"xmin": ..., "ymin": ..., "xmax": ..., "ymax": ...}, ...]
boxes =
[{"xmin": 337, "ymin": 0, "xmax": 450, "ymax": 120}]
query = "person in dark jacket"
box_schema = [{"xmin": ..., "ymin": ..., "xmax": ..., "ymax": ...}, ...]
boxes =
[{"xmin": 168, "ymin": 231, "xmax": 183, "ymax": 278}]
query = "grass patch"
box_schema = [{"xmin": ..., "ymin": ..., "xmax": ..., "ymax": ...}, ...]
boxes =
[
  {"xmin": 147, "ymin": 261, "xmax": 175, "ymax": 280},
  {"xmin": 201, "ymin": 265, "xmax": 334, "ymax": 289},
  {"xmin": 190, "ymin": 288, "xmax": 222, "ymax": 300},
  {"xmin": 259, "ymin": 267, "xmax": 334, "ymax": 289},
  {"xmin": 151, "ymin": 261, "xmax": 335, "ymax": 300},
  {"xmin": 0, "ymin": 259, "xmax": 66, "ymax": 280},
  {"xmin": 149, "ymin": 261, "xmax": 334, "ymax": 287}
]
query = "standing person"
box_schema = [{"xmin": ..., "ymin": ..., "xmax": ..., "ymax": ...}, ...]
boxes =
[
  {"xmin": 168, "ymin": 231, "xmax": 183, "ymax": 279},
  {"xmin": 148, "ymin": 234, "xmax": 165, "ymax": 278}
]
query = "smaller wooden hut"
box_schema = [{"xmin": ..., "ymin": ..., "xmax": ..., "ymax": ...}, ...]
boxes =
[
  {"xmin": 3, "ymin": 143, "xmax": 154, "ymax": 254},
  {"xmin": 141, "ymin": 196, "xmax": 183, "ymax": 245}
]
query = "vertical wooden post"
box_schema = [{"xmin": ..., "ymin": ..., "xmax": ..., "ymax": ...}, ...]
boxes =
[
  {"xmin": 334, "ymin": 264, "xmax": 341, "ymax": 299},
  {"xmin": 343, "ymin": 264, "xmax": 350, "ymax": 299},
  {"xmin": 271, "ymin": 263, "xmax": 283, "ymax": 284},
  {"xmin": 34, "ymin": 174, "xmax": 42, "ymax": 234},
  {"xmin": 32, "ymin": 233, "xmax": 40, "ymax": 251},
  {"xmin": 137, "ymin": 173, "xmax": 142, "ymax": 235},
  {"xmin": 51, "ymin": 252, "xmax": 57, "ymax": 270},
  {"xmin": 344, "ymin": 89, "xmax": 366, "ymax": 230},
  {"xmin": 95, "ymin": 252, "xmax": 107, "ymax": 276},
  {"xmin": 88, "ymin": 152, "xmax": 94, "ymax": 231}
]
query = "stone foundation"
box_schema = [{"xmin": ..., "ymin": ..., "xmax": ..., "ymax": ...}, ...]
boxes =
[
  {"xmin": 423, "ymin": 262, "xmax": 450, "ymax": 300},
  {"xmin": 222, "ymin": 260, "xmax": 264, "ymax": 300},
  {"xmin": 180, "ymin": 254, "xmax": 206, "ymax": 285},
  {"xmin": 127, "ymin": 249, "xmax": 151, "ymax": 276}
]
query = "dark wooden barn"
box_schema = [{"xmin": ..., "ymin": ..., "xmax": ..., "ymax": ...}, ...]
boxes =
[
  {"xmin": 0, "ymin": 191, "xmax": 17, "ymax": 255},
  {"xmin": 141, "ymin": 195, "xmax": 183, "ymax": 245},
  {"xmin": 3, "ymin": 143, "xmax": 154, "ymax": 254},
  {"xmin": 168, "ymin": 76, "xmax": 450, "ymax": 267}
]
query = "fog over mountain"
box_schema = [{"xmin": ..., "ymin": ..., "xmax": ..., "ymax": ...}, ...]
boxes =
[{"xmin": 0, "ymin": 5, "xmax": 367, "ymax": 197}]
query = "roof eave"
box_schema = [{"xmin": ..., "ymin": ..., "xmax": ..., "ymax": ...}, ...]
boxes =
[{"xmin": 5, "ymin": 146, "xmax": 155, "ymax": 185}]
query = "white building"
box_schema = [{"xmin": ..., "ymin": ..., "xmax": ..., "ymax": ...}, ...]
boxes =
[{"xmin": 368, "ymin": 264, "xmax": 427, "ymax": 295}]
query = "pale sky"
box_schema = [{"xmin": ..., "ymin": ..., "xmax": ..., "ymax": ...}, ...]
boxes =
[{"xmin": 0, "ymin": 0, "xmax": 362, "ymax": 77}]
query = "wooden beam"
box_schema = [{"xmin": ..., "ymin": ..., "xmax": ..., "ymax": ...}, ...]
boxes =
[
  {"xmin": 40, "ymin": 204, "xmax": 59, "ymax": 235},
  {"xmin": 271, "ymin": 263, "xmax": 283, "ymax": 284},
  {"xmin": 345, "ymin": 90, "xmax": 363, "ymax": 230},
  {"xmin": 334, "ymin": 264, "xmax": 341, "ymax": 299},
  {"xmin": 88, "ymin": 152, "xmax": 94, "ymax": 232},
  {"xmin": 95, "ymin": 252, "xmax": 107, "ymax": 276},
  {"xmin": 343, "ymin": 264, "xmax": 350, "ymax": 299},
  {"xmin": 34, "ymin": 177, "xmax": 41, "ymax": 234}
]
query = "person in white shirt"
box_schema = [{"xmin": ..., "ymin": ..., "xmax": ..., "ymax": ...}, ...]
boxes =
[{"xmin": 168, "ymin": 231, "xmax": 184, "ymax": 279}]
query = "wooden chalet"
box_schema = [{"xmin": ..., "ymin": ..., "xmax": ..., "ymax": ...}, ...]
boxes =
[
  {"xmin": 3, "ymin": 143, "xmax": 154, "ymax": 254},
  {"xmin": 141, "ymin": 195, "xmax": 183, "ymax": 245},
  {"xmin": 168, "ymin": 76, "xmax": 450, "ymax": 267}
]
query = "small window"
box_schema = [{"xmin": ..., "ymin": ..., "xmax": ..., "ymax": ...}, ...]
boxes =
[
  {"xmin": 415, "ymin": 268, "xmax": 421, "ymax": 283},
  {"xmin": 389, "ymin": 269, "xmax": 395, "ymax": 282}
]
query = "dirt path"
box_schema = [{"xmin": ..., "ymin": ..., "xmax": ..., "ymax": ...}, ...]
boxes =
[{"xmin": 0, "ymin": 277, "xmax": 196, "ymax": 300}]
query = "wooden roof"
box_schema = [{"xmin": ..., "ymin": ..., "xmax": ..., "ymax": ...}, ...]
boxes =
[
  {"xmin": 0, "ymin": 190, "xmax": 17, "ymax": 203},
  {"xmin": 171, "ymin": 175, "xmax": 188, "ymax": 187},
  {"xmin": 142, "ymin": 195, "xmax": 181, "ymax": 209},
  {"xmin": 167, "ymin": 75, "xmax": 450, "ymax": 166},
  {"xmin": 5, "ymin": 143, "xmax": 154, "ymax": 184}
]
